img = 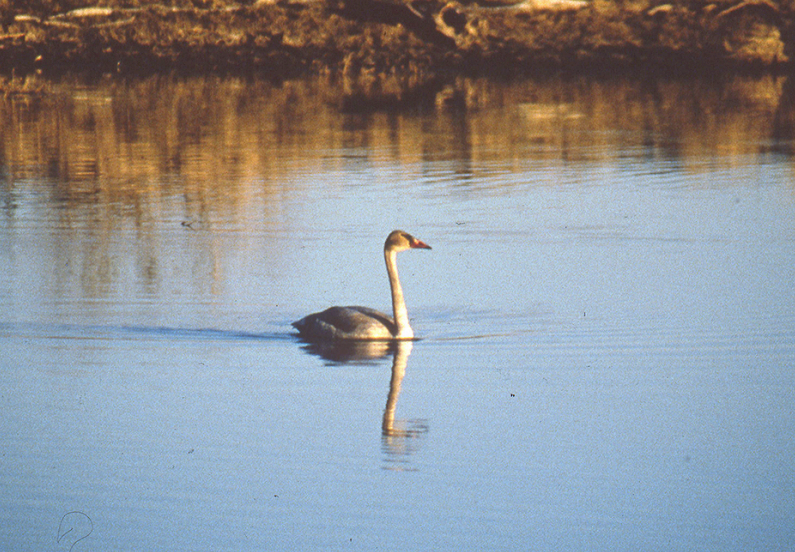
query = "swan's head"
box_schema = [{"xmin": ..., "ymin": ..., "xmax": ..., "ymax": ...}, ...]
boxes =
[{"xmin": 385, "ymin": 230, "xmax": 432, "ymax": 253}]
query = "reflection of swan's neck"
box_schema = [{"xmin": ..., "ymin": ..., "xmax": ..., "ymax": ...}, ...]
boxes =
[
  {"xmin": 385, "ymin": 249, "xmax": 413, "ymax": 339},
  {"xmin": 383, "ymin": 341, "xmax": 412, "ymax": 433}
]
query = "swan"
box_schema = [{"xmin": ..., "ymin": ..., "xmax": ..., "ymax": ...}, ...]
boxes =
[{"xmin": 293, "ymin": 230, "xmax": 431, "ymax": 341}]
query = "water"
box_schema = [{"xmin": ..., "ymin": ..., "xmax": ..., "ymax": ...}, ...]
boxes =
[{"xmin": 2, "ymin": 74, "xmax": 794, "ymax": 551}]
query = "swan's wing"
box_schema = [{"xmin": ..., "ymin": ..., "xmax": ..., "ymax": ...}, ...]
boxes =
[
  {"xmin": 293, "ymin": 306, "xmax": 395, "ymax": 340},
  {"xmin": 344, "ymin": 307, "xmax": 396, "ymax": 331}
]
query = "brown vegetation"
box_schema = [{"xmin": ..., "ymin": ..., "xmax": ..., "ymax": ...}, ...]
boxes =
[{"xmin": 0, "ymin": 0, "xmax": 793, "ymax": 79}]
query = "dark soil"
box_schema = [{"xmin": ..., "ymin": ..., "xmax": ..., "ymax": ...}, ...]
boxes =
[{"xmin": 1, "ymin": 0, "xmax": 793, "ymax": 80}]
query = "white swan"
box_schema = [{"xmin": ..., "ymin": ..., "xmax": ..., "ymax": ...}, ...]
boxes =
[{"xmin": 293, "ymin": 230, "xmax": 431, "ymax": 340}]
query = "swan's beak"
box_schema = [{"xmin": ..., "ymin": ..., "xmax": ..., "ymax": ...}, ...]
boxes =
[{"xmin": 411, "ymin": 238, "xmax": 432, "ymax": 250}]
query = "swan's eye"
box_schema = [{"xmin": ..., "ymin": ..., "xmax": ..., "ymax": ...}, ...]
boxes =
[{"xmin": 401, "ymin": 233, "xmax": 411, "ymax": 241}]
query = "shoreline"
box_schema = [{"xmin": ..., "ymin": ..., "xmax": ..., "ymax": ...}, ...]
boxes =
[{"xmin": 0, "ymin": 0, "xmax": 793, "ymax": 81}]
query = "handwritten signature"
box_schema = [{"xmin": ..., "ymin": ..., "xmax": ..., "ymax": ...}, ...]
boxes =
[{"xmin": 57, "ymin": 511, "xmax": 93, "ymax": 552}]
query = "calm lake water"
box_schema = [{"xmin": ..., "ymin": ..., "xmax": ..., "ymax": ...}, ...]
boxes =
[{"xmin": 2, "ymin": 74, "xmax": 794, "ymax": 551}]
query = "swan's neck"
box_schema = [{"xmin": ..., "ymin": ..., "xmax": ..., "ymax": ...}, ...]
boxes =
[{"xmin": 385, "ymin": 249, "xmax": 413, "ymax": 339}]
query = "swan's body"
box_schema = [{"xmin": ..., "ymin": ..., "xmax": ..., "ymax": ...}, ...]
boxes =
[{"xmin": 293, "ymin": 230, "xmax": 431, "ymax": 341}]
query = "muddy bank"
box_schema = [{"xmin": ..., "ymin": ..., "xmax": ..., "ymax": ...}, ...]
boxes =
[{"xmin": 0, "ymin": 0, "xmax": 793, "ymax": 81}]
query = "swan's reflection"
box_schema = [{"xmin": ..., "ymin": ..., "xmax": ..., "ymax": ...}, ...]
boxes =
[
  {"xmin": 297, "ymin": 339, "xmax": 428, "ymax": 470},
  {"xmin": 299, "ymin": 339, "xmax": 394, "ymax": 363},
  {"xmin": 381, "ymin": 342, "xmax": 429, "ymax": 471}
]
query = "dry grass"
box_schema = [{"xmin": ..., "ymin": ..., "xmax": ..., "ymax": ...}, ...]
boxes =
[{"xmin": 0, "ymin": 0, "xmax": 792, "ymax": 77}]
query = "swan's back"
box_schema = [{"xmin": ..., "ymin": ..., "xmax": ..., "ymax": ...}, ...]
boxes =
[{"xmin": 292, "ymin": 306, "xmax": 396, "ymax": 341}]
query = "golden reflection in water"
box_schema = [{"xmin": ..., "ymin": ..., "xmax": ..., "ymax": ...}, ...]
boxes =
[
  {"xmin": 1, "ymin": 75, "xmax": 793, "ymax": 196},
  {"xmin": 1, "ymin": 74, "xmax": 793, "ymax": 302}
]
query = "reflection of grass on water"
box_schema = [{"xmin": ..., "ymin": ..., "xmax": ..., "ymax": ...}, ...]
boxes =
[
  {"xmin": 1, "ymin": 72, "xmax": 791, "ymax": 314},
  {"xmin": 0, "ymin": 0, "xmax": 792, "ymax": 79},
  {"xmin": 1, "ymin": 73, "xmax": 791, "ymax": 194}
]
